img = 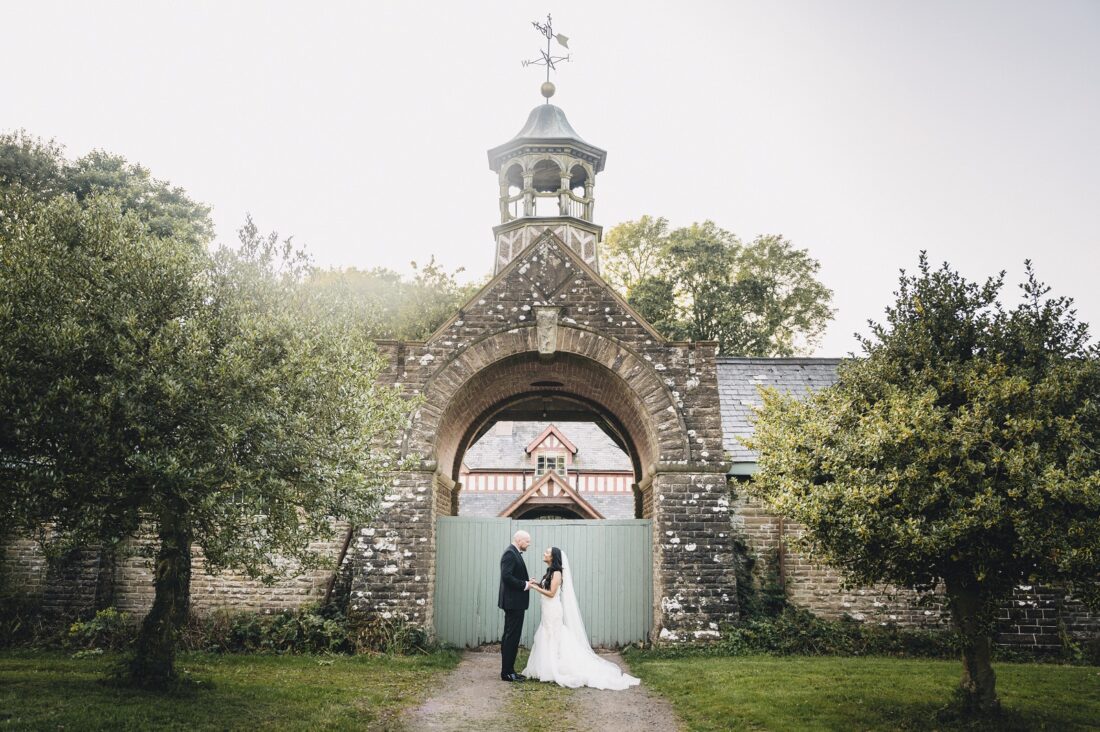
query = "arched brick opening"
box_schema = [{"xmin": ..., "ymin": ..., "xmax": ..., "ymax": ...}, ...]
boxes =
[
  {"xmin": 437, "ymin": 349, "xmax": 656, "ymax": 471},
  {"xmin": 350, "ymin": 323, "xmax": 738, "ymax": 645},
  {"xmin": 452, "ymin": 390, "xmax": 644, "ymax": 484},
  {"xmin": 408, "ymin": 325, "xmax": 691, "ymax": 478}
]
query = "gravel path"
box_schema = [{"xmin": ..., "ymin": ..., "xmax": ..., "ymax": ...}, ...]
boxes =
[{"xmin": 403, "ymin": 648, "xmax": 682, "ymax": 732}]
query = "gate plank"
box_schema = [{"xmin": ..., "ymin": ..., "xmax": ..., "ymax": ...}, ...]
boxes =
[{"xmin": 433, "ymin": 517, "xmax": 652, "ymax": 648}]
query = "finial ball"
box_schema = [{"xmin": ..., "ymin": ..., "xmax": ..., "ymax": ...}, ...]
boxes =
[{"xmin": 540, "ymin": 81, "xmax": 556, "ymax": 99}]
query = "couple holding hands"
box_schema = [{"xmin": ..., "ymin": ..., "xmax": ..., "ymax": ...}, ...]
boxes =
[{"xmin": 498, "ymin": 529, "xmax": 639, "ymax": 690}]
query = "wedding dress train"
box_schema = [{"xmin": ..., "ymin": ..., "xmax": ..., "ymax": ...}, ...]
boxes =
[{"xmin": 522, "ymin": 552, "xmax": 640, "ymax": 690}]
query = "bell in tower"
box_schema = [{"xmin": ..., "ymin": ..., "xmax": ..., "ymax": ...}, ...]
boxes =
[{"xmin": 487, "ymin": 86, "xmax": 607, "ymax": 275}]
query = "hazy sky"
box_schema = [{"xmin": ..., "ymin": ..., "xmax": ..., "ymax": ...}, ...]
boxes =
[{"xmin": 5, "ymin": 1, "xmax": 1098, "ymax": 356}]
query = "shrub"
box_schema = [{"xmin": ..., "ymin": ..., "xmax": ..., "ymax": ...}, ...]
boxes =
[
  {"xmin": 719, "ymin": 607, "xmax": 961, "ymax": 658},
  {"xmin": 0, "ymin": 594, "xmax": 59, "ymax": 648},
  {"xmin": 182, "ymin": 604, "xmax": 353, "ymax": 654},
  {"xmin": 351, "ymin": 614, "xmax": 435, "ymax": 655},
  {"xmin": 68, "ymin": 608, "xmax": 135, "ymax": 651}
]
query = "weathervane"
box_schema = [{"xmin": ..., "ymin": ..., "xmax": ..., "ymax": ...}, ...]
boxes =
[{"xmin": 522, "ymin": 14, "xmax": 570, "ymax": 101}]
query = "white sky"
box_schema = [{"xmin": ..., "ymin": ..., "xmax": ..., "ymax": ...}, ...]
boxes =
[{"xmin": 4, "ymin": 1, "xmax": 1098, "ymax": 356}]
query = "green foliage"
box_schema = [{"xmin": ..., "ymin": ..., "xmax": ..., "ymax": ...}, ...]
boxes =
[
  {"xmin": 746, "ymin": 254, "xmax": 1100, "ymax": 602},
  {"xmin": 3, "ymin": 602, "xmax": 437, "ymax": 658},
  {"xmin": 603, "ymin": 217, "xmax": 834, "ymax": 356},
  {"xmin": 602, "ymin": 215, "xmax": 670, "ymax": 293},
  {"xmin": 731, "ymin": 542, "xmax": 788, "ymax": 621},
  {"xmin": 68, "ymin": 609, "xmax": 134, "ymax": 652},
  {"xmin": 0, "ymin": 193, "xmax": 412, "ymax": 576},
  {"xmin": 181, "ymin": 605, "xmax": 354, "ymax": 655},
  {"xmin": 0, "ymin": 594, "xmax": 54, "ymax": 649},
  {"xmin": 745, "ymin": 253, "xmax": 1100, "ymax": 710},
  {"xmin": 348, "ymin": 614, "xmax": 436, "ymax": 655},
  {"xmin": 0, "ymin": 130, "xmax": 213, "ymax": 248},
  {"xmin": 306, "ymin": 258, "xmax": 481, "ymax": 341},
  {"xmin": 0, "ymin": 133, "xmax": 419, "ymax": 685},
  {"xmin": 718, "ymin": 607, "xmax": 960, "ymax": 659}
]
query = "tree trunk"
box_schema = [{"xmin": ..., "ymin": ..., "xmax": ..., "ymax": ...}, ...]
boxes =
[
  {"xmin": 130, "ymin": 502, "xmax": 191, "ymax": 688},
  {"xmin": 945, "ymin": 575, "xmax": 1000, "ymax": 714}
]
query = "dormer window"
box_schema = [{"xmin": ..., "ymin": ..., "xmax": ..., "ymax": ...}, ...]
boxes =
[{"xmin": 536, "ymin": 454, "xmax": 566, "ymax": 477}]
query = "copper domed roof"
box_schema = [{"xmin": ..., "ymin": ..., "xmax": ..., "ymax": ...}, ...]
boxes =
[
  {"xmin": 487, "ymin": 103, "xmax": 607, "ymax": 173},
  {"xmin": 510, "ymin": 104, "xmax": 588, "ymax": 144}
]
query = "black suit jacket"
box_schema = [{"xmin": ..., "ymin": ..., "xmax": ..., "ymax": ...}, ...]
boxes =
[{"xmin": 498, "ymin": 544, "xmax": 530, "ymax": 611}]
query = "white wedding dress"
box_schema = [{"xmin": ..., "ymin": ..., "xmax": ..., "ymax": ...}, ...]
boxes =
[{"xmin": 522, "ymin": 552, "xmax": 640, "ymax": 690}]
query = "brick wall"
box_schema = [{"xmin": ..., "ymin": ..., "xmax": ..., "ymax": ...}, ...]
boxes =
[
  {"xmin": 731, "ymin": 491, "xmax": 1100, "ymax": 646},
  {"xmin": 2, "ymin": 525, "xmax": 348, "ymax": 620}
]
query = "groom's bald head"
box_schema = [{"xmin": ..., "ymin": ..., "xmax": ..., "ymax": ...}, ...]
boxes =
[{"xmin": 512, "ymin": 530, "xmax": 531, "ymax": 551}]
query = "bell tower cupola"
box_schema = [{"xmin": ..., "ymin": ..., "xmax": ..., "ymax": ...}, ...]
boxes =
[
  {"xmin": 487, "ymin": 16, "xmax": 607, "ymax": 275},
  {"xmin": 487, "ymin": 99, "xmax": 607, "ymax": 274}
]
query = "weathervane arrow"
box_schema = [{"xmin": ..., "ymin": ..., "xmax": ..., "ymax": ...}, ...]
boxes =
[{"xmin": 523, "ymin": 13, "xmax": 571, "ymax": 100}]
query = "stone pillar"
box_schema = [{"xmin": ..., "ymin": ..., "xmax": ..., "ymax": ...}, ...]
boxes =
[
  {"xmin": 347, "ymin": 469, "xmax": 437, "ymax": 630},
  {"xmin": 651, "ymin": 467, "xmax": 737, "ymax": 642},
  {"xmin": 498, "ymin": 182, "xmax": 511, "ymax": 222},
  {"xmin": 522, "ymin": 173, "xmax": 534, "ymax": 217}
]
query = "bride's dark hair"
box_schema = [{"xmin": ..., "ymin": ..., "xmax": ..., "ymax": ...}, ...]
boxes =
[{"xmin": 541, "ymin": 547, "xmax": 563, "ymax": 589}]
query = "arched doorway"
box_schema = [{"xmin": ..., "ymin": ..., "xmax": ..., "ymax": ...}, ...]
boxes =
[
  {"xmin": 346, "ymin": 231, "xmax": 738, "ymax": 647},
  {"xmin": 426, "ymin": 345, "xmax": 665, "ymax": 647}
]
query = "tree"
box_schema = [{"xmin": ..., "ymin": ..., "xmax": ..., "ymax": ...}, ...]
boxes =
[
  {"xmin": 602, "ymin": 217, "xmax": 834, "ymax": 356},
  {"xmin": 602, "ymin": 215, "xmax": 670, "ymax": 293},
  {"xmin": 1, "ymin": 183, "xmax": 413, "ymax": 687},
  {"xmin": 0, "ymin": 130, "xmax": 213, "ymax": 248},
  {"xmin": 306, "ymin": 259, "xmax": 481, "ymax": 341},
  {"xmin": 744, "ymin": 254, "xmax": 1100, "ymax": 713}
]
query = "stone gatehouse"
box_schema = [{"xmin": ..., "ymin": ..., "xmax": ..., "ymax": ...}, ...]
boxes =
[{"xmin": 3, "ymin": 92, "xmax": 1097, "ymax": 651}]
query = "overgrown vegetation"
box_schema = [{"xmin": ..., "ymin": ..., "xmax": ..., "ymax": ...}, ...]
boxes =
[{"xmin": 3, "ymin": 603, "xmax": 436, "ymax": 657}]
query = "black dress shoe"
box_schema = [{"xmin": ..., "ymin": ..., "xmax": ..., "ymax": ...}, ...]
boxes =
[
  {"xmin": 513, "ymin": 673, "xmax": 527, "ymax": 681},
  {"xmin": 501, "ymin": 673, "xmax": 517, "ymax": 682}
]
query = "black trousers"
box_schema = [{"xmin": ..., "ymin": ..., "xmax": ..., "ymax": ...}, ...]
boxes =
[{"xmin": 501, "ymin": 608, "xmax": 525, "ymax": 676}]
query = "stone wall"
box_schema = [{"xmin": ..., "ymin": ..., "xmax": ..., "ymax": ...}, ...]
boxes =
[
  {"xmin": 1, "ymin": 538, "xmax": 48, "ymax": 600},
  {"xmin": 731, "ymin": 490, "xmax": 1100, "ymax": 647},
  {"xmin": 2, "ymin": 527, "xmax": 347, "ymax": 620},
  {"xmin": 731, "ymin": 493, "xmax": 946, "ymax": 628},
  {"xmin": 347, "ymin": 471, "xmax": 439, "ymax": 628},
  {"xmin": 653, "ymin": 471, "xmax": 737, "ymax": 641}
]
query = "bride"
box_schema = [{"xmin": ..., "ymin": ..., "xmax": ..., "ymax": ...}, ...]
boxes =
[{"xmin": 522, "ymin": 546, "xmax": 640, "ymax": 690}]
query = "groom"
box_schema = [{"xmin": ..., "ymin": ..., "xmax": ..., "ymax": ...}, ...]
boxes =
[{"xmin": 498, "ymin": 529, "xmax": 532, "ymax": 682}]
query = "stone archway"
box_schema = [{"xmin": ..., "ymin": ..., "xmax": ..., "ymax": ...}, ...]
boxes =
[{"xmin": 348, "ymin": 312, "xmax": 739, "ymax": 644}]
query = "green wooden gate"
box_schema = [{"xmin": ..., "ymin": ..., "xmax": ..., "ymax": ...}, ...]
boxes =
[{"xmin": 433, "ymin": 517, "xmax": 653, "ymax": 648}]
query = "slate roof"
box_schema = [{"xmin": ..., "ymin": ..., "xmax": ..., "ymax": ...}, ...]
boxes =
[
  {"xmin": 717, "ymin": 357, "xmax": 842, "ymax": 463},
  {"xmin": 463, "ymin": 421, "xmax": 633, "ymax": 472}
]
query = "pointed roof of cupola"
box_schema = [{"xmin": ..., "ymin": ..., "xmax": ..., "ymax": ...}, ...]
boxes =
[{"xmin": 487, "ymin": 103, "xmax": 607, "ymax": 173}]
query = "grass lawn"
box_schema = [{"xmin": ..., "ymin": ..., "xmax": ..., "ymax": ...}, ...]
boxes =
[
  {"xmin": 0, "ymin": 649, "xmax": 460, "ymax": 731},
  {"xmin": 623, "ymin": 652, "xmax": 1100, "ymax": 731}
]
